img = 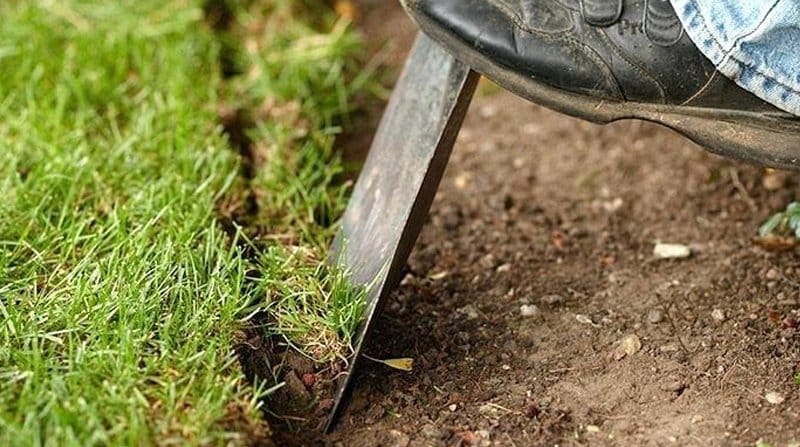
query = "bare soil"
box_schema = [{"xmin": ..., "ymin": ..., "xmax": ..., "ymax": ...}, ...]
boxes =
[{"xmin": 271, "ymin": 1, "xmax": 800, "ymax": 445}]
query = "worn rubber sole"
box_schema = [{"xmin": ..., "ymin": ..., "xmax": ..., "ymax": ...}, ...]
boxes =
[{"xmin": 404, "ymin": 3, "xmax": 800, "ymax": 172}]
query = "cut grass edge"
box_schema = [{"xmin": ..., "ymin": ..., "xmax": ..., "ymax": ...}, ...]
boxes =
[
  {"xmin": 0, "ymin": 0, "xmax": 375, "ymax": 444},
  {"xmin": 214, "ymin": 0, "xmax": 375, "ymax": 367}
]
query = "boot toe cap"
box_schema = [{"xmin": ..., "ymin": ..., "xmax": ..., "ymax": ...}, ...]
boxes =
[{"xmin": 401, "ymin": 0, "xmax": 622, "ymax": 99}]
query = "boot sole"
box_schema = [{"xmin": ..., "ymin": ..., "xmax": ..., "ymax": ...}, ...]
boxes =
[{"xmin": 407, "ymin": 5, "xmax": 800, "ymax": 171}]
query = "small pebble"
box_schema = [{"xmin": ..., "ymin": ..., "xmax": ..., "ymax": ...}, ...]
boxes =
[
  {"xmin": 429, "ymin": 271, "xmax": 448, "ymax": 280},
  {"xmin": 660, "ymin": 379, "xmax": 686, "ymax": 393},
  {"xmin": 602, "ymin": 198, "xmax": 624, "ymax": 213},
  {"xmin": 586, "ymin": 425, "xmax": 601, "ymax": 433},
  {"xmin": 457, "ymin": 304, "xmax": 479, "ymax": 320},
  {"xmin": 448, "ymin": 403, "xmax": 458, "ymax": 412},
  {"xmin": 613, "ymin": 334, "xmax": 642, "ymax": 360},
  {"xmin": 647, "ymin": 309, "xmax": 664, "ymax": 324},
  {"xmin": 388, "ymin": 430, "xmax": 410, "ymax": 447},
  {"xmin": 421, "ymin": 424, "xmax": 445, "ymax": 440},
  {"xmin": 474, "ymin": 430, "xmax": 492, "ymax": 446},
  {"xmin": 479, "ymin": 105, "xmax": 497, "ymax": 118},
  {"xmin": 711, "ymin": 309, "xmax": 726, "ymax": 323},
  {"xmin": 765, "ymin": 391, "xmax": 785, "ymax": 405},
  {"xmin": 454, "ymin": 173, "xmax": 470, "ymax": 189},
  {"xmin": 478, "ymin": 404, "xmax": 498, "ymax": 415},
  {"xmin": 654, "ymin": 243, "xmax": 692, "ymax": 259},
  {"xmin": 763, "ymin": 170, "xmax": 790, "ymax": 190},
  {"xmin": 524, "ymin": 403, "xmax": 540, "ymax": 419},
  {"xmin": 520, "ymin": 304, "xmax": 540, "ymax": 318},
  {"xmin": 301, "ymin": 373, "xmax": 316, "ymax": 389},
  {"xmin": 765, "ymin": 268, "xmax": 780, "ymax": 280},
  {"xmin": 576, "ymin": 314, "xmax": 599, "ymax": 327},
  {"xmin": 542, "ymin": 294, "xmax": 564, "ymax": 305}
]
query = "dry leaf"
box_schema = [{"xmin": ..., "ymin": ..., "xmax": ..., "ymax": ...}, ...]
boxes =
[
  {"xmin": 363, "ymin": 354, "xmax": 414, "ymax": 372},
  {"xmin": 753, "ymin": 235, "xmax": 798, "ymax": 252},
  {"xmin": 382, "ymin": 358, "xmax": 414, "ymax": 371}
]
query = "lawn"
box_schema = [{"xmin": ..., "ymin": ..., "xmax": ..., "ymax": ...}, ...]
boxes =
[{"xmin": 0, "ymin": 0, "xmax": 367, "ymax": 445}]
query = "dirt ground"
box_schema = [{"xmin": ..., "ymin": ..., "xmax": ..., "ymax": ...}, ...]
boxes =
[{"xmin": 276, "ymin": 1, "xmax": 800, "ymax": 445}]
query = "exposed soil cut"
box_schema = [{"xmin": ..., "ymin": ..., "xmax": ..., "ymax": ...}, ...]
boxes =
[{"xmin": 304, "ymin": 1, "xmax": 800, "ymax": 445}]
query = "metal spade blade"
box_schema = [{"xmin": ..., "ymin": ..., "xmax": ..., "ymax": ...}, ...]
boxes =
[{"xmin": 326, "ymin": 33, "xmax": 479, "ymax": 431}]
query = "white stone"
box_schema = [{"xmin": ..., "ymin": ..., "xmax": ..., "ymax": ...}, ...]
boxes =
[
  {"xmin": 614, "ymin": 334, "xmax": 642, "ymax": 360},
  {"xmin": 520, "ymin": 304, "xmax": 539, "ymax": 317},
  {"xmin": 765, "ymin": 391, "xmax": 785, "ymax": 405},
  {"xmin": 654, "ymin": 243, "xmax": 691, "ymax": 259}
]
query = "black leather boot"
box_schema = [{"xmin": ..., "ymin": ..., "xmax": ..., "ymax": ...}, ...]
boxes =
[{"xmin": 401, "ymin": 0, "xmax": 800, "ymax": 170}]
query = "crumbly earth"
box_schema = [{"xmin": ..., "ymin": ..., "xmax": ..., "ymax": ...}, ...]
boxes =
[{"xmin": 277, "ymin": 1, "xmax": 800, "ymax": 445}]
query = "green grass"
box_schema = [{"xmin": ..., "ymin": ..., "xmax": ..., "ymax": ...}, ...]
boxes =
[
  {"xmin": 221, "ymin": 0, "xmax": 370, "ymax": 365},
  {"xmin": 0, "ymin": 0, "xmax": 369, "ymax": 444}
]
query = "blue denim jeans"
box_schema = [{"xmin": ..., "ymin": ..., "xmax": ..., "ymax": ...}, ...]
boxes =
[{"xmin": 670, "ymin": 0, "xmax": 800, "ymax": 115}]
